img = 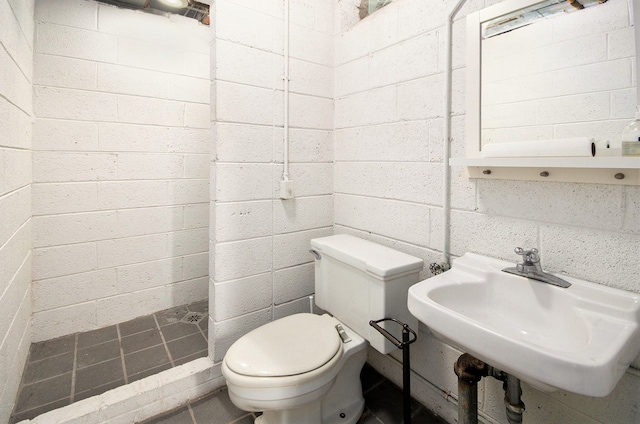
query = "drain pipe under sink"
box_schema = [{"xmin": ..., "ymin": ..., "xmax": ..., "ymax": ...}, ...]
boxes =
[{"xmin": 454, "ymin": 353, "xmax": 525, "ymax": 424}]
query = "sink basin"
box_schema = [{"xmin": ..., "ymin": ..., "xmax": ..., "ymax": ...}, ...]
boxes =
[{"xmin": 408, "ymin": 252, "xmax": 640, "ymax": 397}]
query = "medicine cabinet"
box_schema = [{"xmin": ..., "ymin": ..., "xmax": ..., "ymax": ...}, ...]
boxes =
[{"xmin": 455, "ymin": 0, "xmax": 640, "ymax": 185}]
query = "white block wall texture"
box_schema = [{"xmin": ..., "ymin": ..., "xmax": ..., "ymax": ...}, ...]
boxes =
[
  {"xmin": 210, "ymin": 0, "xmax": 334, "ymax": 362},
  {"xmin": 1, "ymin": 0, "xmax": 640, "ymax": 422},
  {"xmin": 331, "ymin": 0, "xmax": 640, "ymax": 423},
  {"xmin": 481, "ymin": 0, "xmax": 635, "ymax": 145},
  {"xmin": 0, "ymin": 0, "xmax": 35, "ymax": 421},
  {"xmin": 31, "ymin": 0, "xmax": 211, "ymax": 341}
]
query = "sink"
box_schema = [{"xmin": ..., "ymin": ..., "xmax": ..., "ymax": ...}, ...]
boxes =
[{"xmin": 408, "ymin": 252, "xmax": 640, "ymax": 397}]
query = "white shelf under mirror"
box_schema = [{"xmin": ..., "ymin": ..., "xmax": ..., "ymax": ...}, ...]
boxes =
[{"xmin": 450, "ymin": 157, "xmax": 640, "ymax": 185}]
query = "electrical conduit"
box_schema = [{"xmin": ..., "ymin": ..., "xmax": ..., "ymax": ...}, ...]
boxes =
[{"xmin": 440, "ymin": 0, "xmax": 468, "ymax": 270}]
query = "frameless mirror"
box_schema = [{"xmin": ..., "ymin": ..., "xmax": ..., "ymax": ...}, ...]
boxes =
[{"xmin": 466, "ymin": 0, "xmax": 636, "ymax": 158}]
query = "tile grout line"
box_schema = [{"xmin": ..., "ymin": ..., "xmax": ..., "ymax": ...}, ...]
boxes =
[
  {"xmin": 187, "ymin": 405, "xmax": 198, "ymax": 424},
  {"xmin": 153, "ymin": 314, "xmax": 176, "ymax": 367},
  {"xmin": 70, "ymin": 333, "xmax": 78, "ymax": 403},
  {"xmin": 116, "ymin": 324, "xmax": 129, "ymax": 384}
]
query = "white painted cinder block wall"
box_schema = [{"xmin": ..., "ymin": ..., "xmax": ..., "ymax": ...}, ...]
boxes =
[
  {"xmin": 210, "ymin": 0, "xmax": 335, "ymax": 362},
  {"xmin": 31, "ymin": 0, "xmax": 211, "ymax": 342},
  {"xmin": 334, "ymin": 0, "xmax": 640, "ymax": 423},
  {"xmin": 0, "ymin": 0, "xmax": 35, "ymax": 421}
]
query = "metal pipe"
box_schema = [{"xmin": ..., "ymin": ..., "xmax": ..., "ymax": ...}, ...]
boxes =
[
  {"xmin": 441, "ymin": 0, "xmax": 469, "ymax": 268},
  {"xmin": 504, "ymin": 374, "xmax": 525, "ymax": 424},
  {"xmin": 454, "ymin": 354, "xmax": 488, "ymax": 424},
  {"xmin": 283, "ymin": 0, "xmax": 290, "ymax": 182},
  {"xmin": 634, "ymin": 0, "xmax": 640, "ymax": 114}
]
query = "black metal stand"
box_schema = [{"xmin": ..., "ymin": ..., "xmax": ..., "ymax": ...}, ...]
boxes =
[{"xmin": 369, "ymin": 318, "xmax": 418, "ymax": 424}]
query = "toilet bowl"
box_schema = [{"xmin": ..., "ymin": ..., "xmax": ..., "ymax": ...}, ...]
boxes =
[
  {"xmin": 222, "ymin": 313, "xmax": 367, "ymax": 424},
  {"xmin": 222, "ymin": 234, "xmax": 423, "ymax": 424}
]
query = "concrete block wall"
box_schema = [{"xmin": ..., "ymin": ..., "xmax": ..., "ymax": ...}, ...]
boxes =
[
  {"xmin": 31, "ymin": 0, "xmax": 211, "ymax": 341},
  {"xmin": 481, "ymin": 0, "xmax": 635, "ymax": 145},
  {"xmin": 0, "ymin": 0, "xmax": 35, "ymax": 420},
  {"xmin": 335, "ymin": 0, "xmax": 640, "ymax": 423},
  {"xmin": 210, "ymin": 0, "xmax": 334, "ymax": 362},
  {"xmin": 334, "ymin": 0, "xmax": 445, "ymax": 273}
]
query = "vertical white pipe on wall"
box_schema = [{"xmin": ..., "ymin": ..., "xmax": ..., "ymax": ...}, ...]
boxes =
[
  {"xmin": 634, "ymin": 0, "xmax": 640, "ymax": 108},
  {"xmin": 441, "ymin": 0, "xmax": 468, "ymax": 268},
  {"xmin": 283, "ymin": 0, "xmax": 291, "ymax": 182}
]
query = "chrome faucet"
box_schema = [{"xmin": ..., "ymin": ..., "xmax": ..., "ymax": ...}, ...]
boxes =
[{"xmin": 502, "ymin": 247, "xmax": 571, "ymax": 288}]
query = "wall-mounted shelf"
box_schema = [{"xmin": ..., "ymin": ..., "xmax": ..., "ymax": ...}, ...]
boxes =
[{"xmin": 450, "ymin": 157, "xmax": 640, "ymax": 185}]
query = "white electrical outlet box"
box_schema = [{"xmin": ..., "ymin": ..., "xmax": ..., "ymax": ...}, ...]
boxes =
[{"xmin": 280, "ymin": 180, "xmax": 294, "ymax": 199}]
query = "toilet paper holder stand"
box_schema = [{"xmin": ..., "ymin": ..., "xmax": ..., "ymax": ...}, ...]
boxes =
[{"xmin": 369, "ymin": 317, "xmax": 418, "ymax": 424}]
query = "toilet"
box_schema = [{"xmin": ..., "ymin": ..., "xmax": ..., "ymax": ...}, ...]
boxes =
[{"xmin": 221, "ymin": 234, "xmax": 423, "ymax": 424}]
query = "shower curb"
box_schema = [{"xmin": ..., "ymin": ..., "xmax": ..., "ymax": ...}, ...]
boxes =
[{"xmin": 17, "ymin": 357, "xmax": 224, "ymax": 424}]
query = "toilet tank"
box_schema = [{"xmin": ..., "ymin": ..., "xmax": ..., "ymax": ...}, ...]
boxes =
[{"xmin": 310, "ymin": 234, "xmax": 423, "ymax": 354}]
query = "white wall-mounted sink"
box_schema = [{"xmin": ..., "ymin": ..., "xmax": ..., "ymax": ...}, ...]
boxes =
[{"xmin": 408, "ymin": 252, "xmax": 640, "ymax": 397}]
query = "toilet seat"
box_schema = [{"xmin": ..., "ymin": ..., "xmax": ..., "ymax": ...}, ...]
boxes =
[
  {"xmin": 222, "ymin": 314, "xmax": 347, "ymax": 393},
  {"xmin": 225, "ymin": 314, "xmax": 342, "ymax": 378},
  {"xmin": 222, "ymin": 313, "xmax": 368, "ymax": 420}
]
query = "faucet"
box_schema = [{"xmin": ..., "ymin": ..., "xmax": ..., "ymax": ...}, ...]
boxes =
[{"xmin": 502, "ymin": 247, "xmax": 571, "ymax": 288}]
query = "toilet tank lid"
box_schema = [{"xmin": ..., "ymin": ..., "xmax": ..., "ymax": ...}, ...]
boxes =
[{"xmin": 311, "ymin": 234, "xmax": 423, "ymax": 278}]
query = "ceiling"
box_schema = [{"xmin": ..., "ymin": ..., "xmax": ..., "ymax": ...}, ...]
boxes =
[{"xmin": 95, "ymin": 0, "xmax": 210, "ymax": 24}]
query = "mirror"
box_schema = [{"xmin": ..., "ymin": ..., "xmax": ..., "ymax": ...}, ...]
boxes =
[{"xmin": 466, "ymin": 0, "xmax": 636, "ymax": 157}]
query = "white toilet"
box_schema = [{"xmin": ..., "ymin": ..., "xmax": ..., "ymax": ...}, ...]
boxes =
[{"xmin": 221, "ymin": 234, "xmax": 423, "ymax": 424}]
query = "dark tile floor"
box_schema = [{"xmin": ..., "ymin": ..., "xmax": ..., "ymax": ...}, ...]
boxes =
[
  {"xmin": 10, "ymin": 301, "xmax": 208, "ymax": 423},
  {"xmin": 143, "ymin": 364, "xmax": 448, "ymax": 424}
]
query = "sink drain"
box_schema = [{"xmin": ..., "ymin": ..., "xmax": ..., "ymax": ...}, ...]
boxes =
[{"xmin": 181, "ymin": 312, "xmax": 205, "ymax": 324}]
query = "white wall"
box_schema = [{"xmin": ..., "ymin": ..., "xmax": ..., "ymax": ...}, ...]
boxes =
[
  {"xmin": 335, "ymin": 0, "xmax": 640, "ymax": 423},
  {"xmin": 31, "ymin": 0, "xmax": 211, "ymax": 341},
  {"xmin": 210, "ymin": 0, "xmax": 335, "ymax": 362},
  {"xmin": 0, "ymin": 0, "xmax": 35, "ymax": 420}
]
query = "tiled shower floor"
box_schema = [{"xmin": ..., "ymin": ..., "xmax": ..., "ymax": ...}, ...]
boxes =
[{"xmin": 10, "ymin": 301, "xmax": 208, "ymax": 423}]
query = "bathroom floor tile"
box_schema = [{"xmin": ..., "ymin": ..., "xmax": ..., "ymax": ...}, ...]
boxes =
[
  {"xmin": 121, "ymin": 328, "xmax": 163, "ymax": 354},
  {"xmin": 147, "ymin": 406, "xmax": 195, "ymax": 424},
  {"xmin": 125, "ymin": 344, "xmax": 171, "ymax": 376},
  {"xmin": 13, "ymin": 303, "xmax": 445, "ymax": 424},
  {"xmin": 143, "ymin": 365, "xmax": 445, "ymax": 424},
  {"xmin": 74, "ymin": 379, "xmax": 126, "ymax": 403},
  {"xmin": 76, "ymin": 340, "xmax": 121, "ymax": 369},
  {"xmin": 412, "ymin": 407, "xmax": 450, "ymax": 423},
  {"xmin": 197, "ymin": 318, "xmax": 208, "ymax": 334},
  {"xmin": 160, "ymin": 321, "xmax": 201, "ymax": 341},
  {"xmin": 22, "ymin": 351, "xmax": 74, "ymax": 384},
  {"xmin": 356, "ymin": 409, "xmax": 383, "ymax": 424},
  {"xmin": 119, "ymin": 315, "xmax": 157, "ymax": 337},
  {"xmin": 190, "ymin": 388, "xmax": 248, "ymax": 424},
  {"xmin": 28, "ymin": 334, "xmax": 75, "ymax": 362},
  {"xmin": 188, "ymin": 300, "xmax": 208, "ymax": 314},
  {"xmin": 173, "ymin": 350, "xmax": 207, "ymax": 367},
  {"xmin": 75, "ymin": 357, "xmax": 124, "ymax": 394},
  {"xmin": 166, "ymin": 333, "xmax": 208, "ymax": 362},
  {"xmin": 155, "ymin": 305, "xmax": 190, "ymax": 327},
  {"xmin": 10, "ymin": 398, "xmax": 71, "ymax": 423},
  {"xmin": 11, "ymin": 300, "xmax": 208, "ymax": 423},
  {"xmin": 77, "ymin": 325, "xmax": 118, "ymax": 349},
  {"xmin": 364, "ymin": 379, "xmax": 424, "ymax": 424},
  {"xmin": 15, "ymin": 372, "xmax": 72, "ymax": 413},
  {"xmin": 361, "ymin": 364, "xmax": 386, "ymax": 393}
]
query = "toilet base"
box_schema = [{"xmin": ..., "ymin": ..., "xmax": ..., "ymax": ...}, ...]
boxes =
[
  {"xmin": 254, "ymin": 398, "xmax": 364, "ymax": 424},
  {"xmin": 252, "ymin": 340, "xmax": 367, "ymax": 424}
]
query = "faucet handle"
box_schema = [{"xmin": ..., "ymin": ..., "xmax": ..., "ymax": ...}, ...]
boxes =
[{"xmin": 514, "ymin": 247, "xmax": 539, "ymax": 265}]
